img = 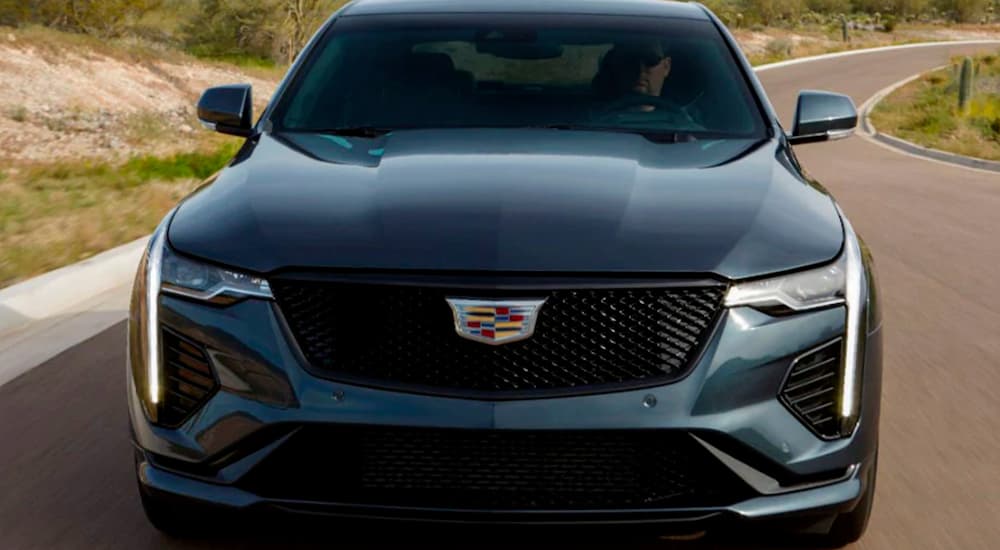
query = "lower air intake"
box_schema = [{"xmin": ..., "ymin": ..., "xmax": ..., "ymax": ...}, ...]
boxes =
[
  {"xmin": 780, "ymin": 339, "xmax": 843, "ymax": 439},
  {"xmin": 159, "ymin": 328, "xmax": 217, "ymax": 427},
  {"xmin": 239, "ymin": 426, "xmax": 754, "ymax": 510}
]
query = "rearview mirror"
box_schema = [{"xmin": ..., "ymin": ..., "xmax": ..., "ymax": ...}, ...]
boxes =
[
  {"xmin": 788, "ymin": 90, "xmax": 857, "ymax": 145},
  {"xmin": 197, "ymin": 84, "xmax": 253, "ymax": 137}
]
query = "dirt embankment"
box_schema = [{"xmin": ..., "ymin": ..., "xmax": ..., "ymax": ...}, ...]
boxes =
[
  {"xmin": 0, "ymin": 31, "xmax": 279, "ymax": 164},
  {"xmin": 733, "ymin": 24, "xmax": 1000, "ymax": 61}
]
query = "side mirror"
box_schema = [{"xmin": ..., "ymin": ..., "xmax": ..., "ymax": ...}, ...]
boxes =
[
  {"xmin": 788, "ymin": 90, "xmax": 858, "ymax": 145},
  {"xmin": 197, "ymin": 84, "xmax": 253, "ymax": 137}
]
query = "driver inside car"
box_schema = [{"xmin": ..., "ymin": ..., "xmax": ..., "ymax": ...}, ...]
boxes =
[
  {"xmin": 592, "ymin": 40, "xmax": 672, "ymax": 108},
  {"xmin": 591, "ymin": 40, "xmax": 704, "ymax": 133}
]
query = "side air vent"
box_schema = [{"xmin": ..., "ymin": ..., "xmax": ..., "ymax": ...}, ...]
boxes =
[
  {"xmin": 780, "ymin": 339, "xmax": 843, "ymax": 439},
  {"xmin": 160, "ymin": 328, "xmax": 218, "ymax": 427}
]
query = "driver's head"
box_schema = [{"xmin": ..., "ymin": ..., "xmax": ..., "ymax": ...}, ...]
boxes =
[{"xmin": 593, "ymin": 40, "xmax": 672, "ymax": 98}]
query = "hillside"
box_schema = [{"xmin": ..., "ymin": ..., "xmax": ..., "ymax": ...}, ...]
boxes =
[
  {"xmin": 0, "ymin": 27, "xmax": 280, "ymax": 164},
  {"xmin": 0, "ymin": 27, "xmax": 283, "ymax": 288}
]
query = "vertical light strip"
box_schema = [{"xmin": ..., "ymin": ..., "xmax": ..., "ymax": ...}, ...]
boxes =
[
  {"xmin": 144, "ymin": 216, "xmax": 171, "ymax": 405},
  {"xmin": 839, "ymin": 209, "xmax": 865, "ymax": 421}
]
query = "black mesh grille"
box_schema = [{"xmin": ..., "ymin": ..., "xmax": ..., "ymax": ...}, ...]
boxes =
[
  {"xmin": 160, "ymin": 328, "xmax": 217, "ymax": 427},
  {"xmin": 239, "ymin": 426, "xmax": 754, "ymax": 510},
  {"xmin": 271, "ymin": 281, "xmax": 724, "ymax": 396},
  {"xmin": 780, "ymin": 339, "xmax": 843, "ymax": 439}
]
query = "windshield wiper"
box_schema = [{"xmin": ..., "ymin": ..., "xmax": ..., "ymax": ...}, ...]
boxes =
[
  {"xmin": 534, "ymin": 124, "xmax": 682, "ymax": 143},
  {"xmin": 311, "ymin": 126, "xmax": 395, "ymax": 138}
]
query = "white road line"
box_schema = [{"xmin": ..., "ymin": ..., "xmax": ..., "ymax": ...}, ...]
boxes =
[
  {"xmin": 858, "ymin": 64, "xmax": 1000, "ymax": 176},
  {"xmin": 754, "ymin": 39, "xmax": 1000, "ymax": 73}
]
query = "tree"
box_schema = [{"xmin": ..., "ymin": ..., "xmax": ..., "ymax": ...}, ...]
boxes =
[
  {"xmin": 281, "ymin": 0, "xmax": 333, "ymax": 64},
  {"xmin": 807, "ymin": 0, "xmax": 853, "ymax": 14},
  {"xmin": 934, "ymin": 0, "xmax": 989, "ymax": 20},
  {"xmin": 741, "ymin": 0, "xmax": 807, "ymax": 25},
  {"xmin": 183, "ymin": 0, "xmax": 279, "ymax": 59},
  {"xmin": 184, "ymin": 0, "xmax": 344, "ymax": 62},
  {"xmin": 29, "ymin": 0, "xmax": 162, "ymax": 37},
  {"xmin": 0, "ymin": 0, "xmax": 30, "ymax": 26}
]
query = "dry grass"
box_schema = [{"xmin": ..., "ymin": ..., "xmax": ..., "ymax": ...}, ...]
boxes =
[
  {"xmin": 7, "ymin": 25, "xmax": 287, "ymax": 81},
  {"xmin": 0, "ymin": 180, "xmax": 199, "ymax": 287},
  {"xmin": 870, "ymin": 52, "xmax": 1000, "ymax": 162},
  {"xmin": 737, "ymin": 25, "xmax": 931, "ymax": 66},
  {"xmin": 0, "ymin": 143, "xmax": 240, "ymax": 287}
]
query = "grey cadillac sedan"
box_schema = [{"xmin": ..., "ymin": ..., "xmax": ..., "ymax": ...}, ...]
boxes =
[{"xmin": 129, "ymin": 0, "xmax": 882, "ymax": 546}]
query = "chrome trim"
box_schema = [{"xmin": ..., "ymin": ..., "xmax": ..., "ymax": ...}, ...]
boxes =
[
  {"xmin": 161, "ymin": 281, "xmax": 274, "ymax": 303},
  {"xmin": 727, "ymin": 295, "xmax": 845, "ymax": 312},
  {"xmin": 827, "ymin": 128, "xmax": 855, "ymax": 141},
  {"xmin": 198, "ymin": 120, "xmax": 217, "ymax": 132},
  {"xmin": 144, "ymin": 213, "xmax": 174, "ymax": 406},
  {"xmin": 691, "ymin": 435, "xmax": 858, "ymax": 496},
  {"xmin": 446, "ymin": 298, "xmax": 547, "ymax": 346},
  {"xmin": 723, "ymin": 254, "xmax": 847, "ymax": 312},
  {"xmin": 838, "ymin": 207, "xmax": 865, "ymax": 431}
]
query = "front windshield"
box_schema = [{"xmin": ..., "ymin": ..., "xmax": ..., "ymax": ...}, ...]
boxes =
[{"xmin": 272, "ymin": 15, "xmax": 767, "ymax": 139}]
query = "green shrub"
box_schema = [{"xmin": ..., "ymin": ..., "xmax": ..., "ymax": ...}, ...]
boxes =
[
  {"xmin": 765, "ymin": 38, "xmax": 794, "ymax": 58},
  {"xmin": 22, "ymin": 141, "xmax": 241, "ymax": 190},
  {"xmin": 4, "ymin": 105, "xmax": 28, "ymax": 122}
]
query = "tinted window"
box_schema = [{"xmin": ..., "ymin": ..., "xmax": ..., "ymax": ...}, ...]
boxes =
[{"xmin": 273, "ymin": 15, "xmax": 765, "ymax": 138}]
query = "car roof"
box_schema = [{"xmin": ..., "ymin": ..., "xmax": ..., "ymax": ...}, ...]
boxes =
[{"xmin": 341, "ymin": 0, "xmax": 710, "ymax": 19}]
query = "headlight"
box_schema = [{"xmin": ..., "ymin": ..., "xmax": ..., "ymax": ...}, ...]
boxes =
[
  {"xmin": 724, "ymin": 255, "xmax": 846, "ymax": 313},
  {"xmin": 137, "ymin": 213, "xmax": 272, "ymax": 412},
  {"xmin": 725, "ymin": 213, "xmax": 866, "ymax": 438},
  {"xmin": 161, "ymin": 246, "xmax": 272, "ymax": 304}
]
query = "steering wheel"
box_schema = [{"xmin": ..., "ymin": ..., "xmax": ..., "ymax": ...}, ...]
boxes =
[{"xmin": 593, "ymin": 92, "xmax": 695, "ymax": 126}]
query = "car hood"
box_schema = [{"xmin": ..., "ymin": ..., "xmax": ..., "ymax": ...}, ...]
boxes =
[{"xmin": 168, "ymin": 129, "xmax": 843, "ymax": 280}]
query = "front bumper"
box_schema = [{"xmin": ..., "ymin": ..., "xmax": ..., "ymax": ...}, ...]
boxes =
[
  {"xmin": 136, "ymin": 450, "xmax": 874, "ymax": 527},
  {"xmin": 129, "ymin": 290, "xmax": 882, "ymax": 522}
]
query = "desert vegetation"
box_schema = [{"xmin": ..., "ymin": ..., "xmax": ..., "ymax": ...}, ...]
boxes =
[
  {"xmin": 0, "ymin": 0, "xmax": 349, "ymax": 64},
  {"xmin": 870, "ymin": 51, "xmax": 1000, "ymax": 161},
  {"xmin": 2, "ymin": 1, "xmax": 999, "ymax": 65}
]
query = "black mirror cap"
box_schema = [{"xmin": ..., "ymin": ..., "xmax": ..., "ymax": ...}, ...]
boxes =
[
  {"xmin": 789, "ymin": 90, "xmax": 858, "ymax": 145},
  {"xmin": 197, "ymin": 84, "xmax": 254, "ymax": 138}
]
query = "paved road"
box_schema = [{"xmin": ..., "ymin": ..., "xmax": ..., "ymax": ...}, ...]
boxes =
[{"xmin": 2, "ymin": 43, "xmax": 999, "ymax": 549}]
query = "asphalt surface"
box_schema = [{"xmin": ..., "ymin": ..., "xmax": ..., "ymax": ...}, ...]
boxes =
[{"xmin": 2, "ymin": 43, "xmax": 999, "ymax": 549}]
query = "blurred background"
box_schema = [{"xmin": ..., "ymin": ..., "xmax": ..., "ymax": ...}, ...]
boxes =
[{"xmin": 0, "ymin": 0, "xmax": 997, "ymax": 289}]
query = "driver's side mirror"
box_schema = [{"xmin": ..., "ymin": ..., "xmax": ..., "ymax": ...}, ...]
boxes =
[
  {"xmin": 197, "ymin": 84, "xmax": 253, "ymax": 137},
  {"xmin": 788, "ymin": 90, "xmax": 858, "ymax": 145}
]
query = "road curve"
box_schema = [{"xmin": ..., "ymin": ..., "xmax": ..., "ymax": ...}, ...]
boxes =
[{"xmin": 1, "ymin": 43, "xmax": 999, "ymax": 550}]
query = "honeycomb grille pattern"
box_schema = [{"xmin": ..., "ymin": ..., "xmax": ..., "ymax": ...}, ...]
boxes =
[
  {"xmin": 780, "ymin": 339, "xmax": 843, "ymax": 439},
  {"xmin": 271, "ymin": 281, "xmax": 724, "ymax": 396},
  {"xmin": 160, "ymin": 329, "xmax": 217, "ymax": 427},
  {"xmin": 240, "ymin": 426, "xmax": 753, "ymax": 510}
]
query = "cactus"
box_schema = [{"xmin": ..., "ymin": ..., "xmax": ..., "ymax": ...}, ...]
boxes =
[
  {"xmin": 958, "ymin": 57, "xmax": 974, "ymax": 112},
  {"xmin": 841, "ymin": 16, "xmax": 849, "ymax": 43}
]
